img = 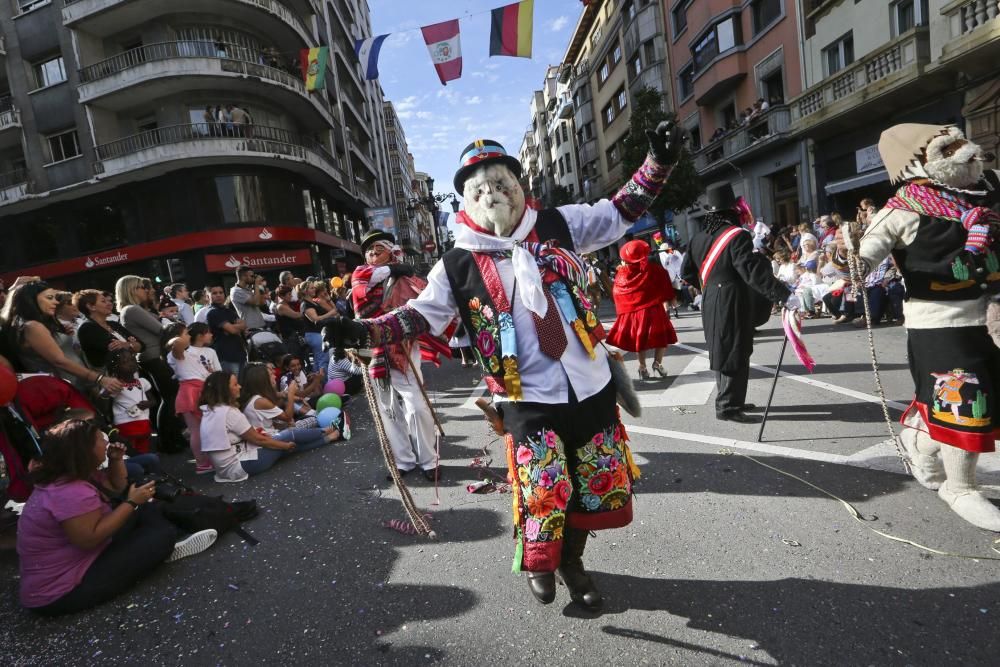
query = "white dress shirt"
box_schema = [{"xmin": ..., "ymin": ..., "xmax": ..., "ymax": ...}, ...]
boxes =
[{"xmin": 410, "ymin": 200, "xmax": 630, "ymax": 404}]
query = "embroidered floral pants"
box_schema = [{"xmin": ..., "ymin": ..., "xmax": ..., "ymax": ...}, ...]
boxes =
[{"xmin": 499, "ymin": 381, "xmax": 637, "ymax": 573}]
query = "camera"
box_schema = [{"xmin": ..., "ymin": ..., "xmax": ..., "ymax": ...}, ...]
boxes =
[{"xmin": 135, "ymin": 473, "xmax": 184, "ymax": 501}]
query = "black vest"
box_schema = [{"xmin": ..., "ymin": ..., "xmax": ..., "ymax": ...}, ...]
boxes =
[
  {"xmin": 893, "ymin": 172, "xmax": 1000, "ymax": 301},
  {"xmin": 441, "ymin": 209, "xmax": 575, "ymax": 395}
]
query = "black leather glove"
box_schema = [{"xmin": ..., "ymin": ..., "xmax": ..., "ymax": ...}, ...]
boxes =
[
  {"xmin": 323, "ymin": 317, "xmax": 370, "ymax": 350},
  {"xmin": 645, "ymin": 120, "xmax": 686, "ymax": 166},
  {"xmin": 388, "ymin": 264, "xmax": 415, "ymax": 278}
]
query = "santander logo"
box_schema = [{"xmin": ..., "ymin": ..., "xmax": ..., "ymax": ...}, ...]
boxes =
[
  {"xmin": 258, "ymin": 228, "xmax": 273, "ymax": 240},
  {"xmin": 224, "ymin": 256, "xmax": 241, "ymax": 269},
  {"xmin": 83, "ymin": 250, "xmax": 129, "ymax": 270}
]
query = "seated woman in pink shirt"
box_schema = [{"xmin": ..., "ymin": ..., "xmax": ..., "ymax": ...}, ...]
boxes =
[{"xmin": 16, "ymin": 420, "xmax": 216, "ymax": 615}]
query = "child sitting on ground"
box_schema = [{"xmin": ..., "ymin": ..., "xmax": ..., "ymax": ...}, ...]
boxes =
[
  {"xmin": 106, "ymin": 349, "xmax": 153, "ymax": 455},
  {"xmin": 326, "ymin": 347, "xmax": 363, "ymax": 397}
]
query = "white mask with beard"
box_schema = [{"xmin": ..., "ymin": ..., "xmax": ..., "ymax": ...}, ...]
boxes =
[
  {"xmin": 922, "ymin": 127, "xmax": 986, "ymax": 190},
  {"xmin": 462, "ymin": 164, "xmax": 526, "ymax": 237}
]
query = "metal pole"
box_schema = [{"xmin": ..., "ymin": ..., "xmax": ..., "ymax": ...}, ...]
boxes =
[{"xmin": 756, "ymin": 335, "xmax": 788, "ymax": 443}]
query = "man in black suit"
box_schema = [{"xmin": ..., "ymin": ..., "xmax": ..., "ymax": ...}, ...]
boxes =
[{"xmin": 681, "ymin": 183, "xmax": 790, "ymax": 423}]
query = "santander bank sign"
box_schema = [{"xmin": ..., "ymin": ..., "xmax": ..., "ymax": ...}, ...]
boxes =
[
  {"xmin": 204, "ymin": 249, "xmax": 312, "ymax": 273},
  {"xmin": 83, "ymin": 250, "xmax": 130, "ymax": 270}
]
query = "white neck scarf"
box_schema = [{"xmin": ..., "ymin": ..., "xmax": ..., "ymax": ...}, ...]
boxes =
[{"xmin": 452, "ymin": 208, "xmax": 548, "ymax": 317}]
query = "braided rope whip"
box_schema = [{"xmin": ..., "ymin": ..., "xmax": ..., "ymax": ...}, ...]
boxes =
[
  {"xmin": 354, "ymin": 350, "xmax": 437, "ymax": 540},
  {"xmin": 846, "ymin": 246, "xmax": 911, "ymax": 473}
]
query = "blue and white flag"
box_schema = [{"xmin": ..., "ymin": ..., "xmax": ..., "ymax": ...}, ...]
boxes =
[
  {"xmin": 354, "ymin": 34, "xmax": 389, "ymax": 80},
  {"xmin": 435, "ymin": 209, "xmax": 452, "ymax": 227}
]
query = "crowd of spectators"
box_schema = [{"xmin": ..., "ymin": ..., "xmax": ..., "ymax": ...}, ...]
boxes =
[{"xmin": 0, "ymin": 262, "xmax": 373, "ymax": 615}]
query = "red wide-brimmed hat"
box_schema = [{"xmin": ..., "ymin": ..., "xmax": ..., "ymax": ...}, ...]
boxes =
[{"xmin": 619, "ymin": 239, "xmax": 650, "ymax": 263}]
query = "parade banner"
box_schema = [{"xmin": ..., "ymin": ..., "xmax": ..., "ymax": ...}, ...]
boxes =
[
  {"xmin": 354, "ymin": 34, "xmax": 389, "ymax": 80},
  {"xmin": 421, "ymin": 19, "xmax": 462, "ymax": 85},
  {"xmin": 299, "ymin": 46, "xmax": 329, "ymax": 90},
  {"xmin": 490, "ymin": 0, "xmax": 533, "ymax": 58}
]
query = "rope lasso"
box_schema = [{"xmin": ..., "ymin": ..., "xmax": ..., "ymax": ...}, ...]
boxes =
[
  {"xmin": 353, "ymin": 350, "xmax": 437, "ymax": 540},
  {"xmin": 845, "ymin": 238, "xmax": 911, "ymax": 473}
]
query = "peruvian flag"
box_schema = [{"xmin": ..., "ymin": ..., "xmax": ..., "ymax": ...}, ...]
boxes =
[{"xmin": 421, "ymin": 19, "xmax": 462, "ymax": 85}]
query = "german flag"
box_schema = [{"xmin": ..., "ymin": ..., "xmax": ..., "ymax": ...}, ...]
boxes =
[{"xmin": 490, "ymin": 0, "xmax": 533, "ymax": 59}]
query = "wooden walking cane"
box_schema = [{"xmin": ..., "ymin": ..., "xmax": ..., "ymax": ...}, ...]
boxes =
[{"xmin": 756, "ymin": 335, "xmax": 788, "ymax": 443}]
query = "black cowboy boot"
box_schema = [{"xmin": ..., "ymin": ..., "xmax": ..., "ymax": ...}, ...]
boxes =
[
  {"xmin": 526, "ymin": 572, "xmax": 556, "ymax": 604},
  {"xmin": 556, "ymin": 527, "xmax": 603, "ymax": 610}
]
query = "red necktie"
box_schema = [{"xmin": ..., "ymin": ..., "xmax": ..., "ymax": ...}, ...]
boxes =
[{"xmin": 532, "ymin": 287, "xmax": 568, "ymax": 360}]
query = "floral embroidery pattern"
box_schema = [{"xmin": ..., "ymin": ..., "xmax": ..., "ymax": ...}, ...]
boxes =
[
  {"xmin": 573, "ymin": 422, "xmax": 633, "ymax": 514},
  {"xmin": 513, "ymin": 428, "xmax": 570, "ymax": 544},
  {"xmin": 467, "ymin": 297, "xmax": 501, "ymax": 376}
]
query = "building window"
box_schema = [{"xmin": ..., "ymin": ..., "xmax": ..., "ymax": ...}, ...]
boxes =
[
  {"xmin": 630, "ymin": 54, "xmax": 642, "ymax": 78},
  {"xmin": 678, "ymin": 64, "xmax": 695, "ymax": 100},
  {"xmin": 751, "ymin": 0, "xmax": 782, "ymax": 36},
  {"xmin": 761, "ymin": 68, "xmax": 784, "ymax": 105},
  {"xmin": 590, "ymin": 25, "xmax": 603, "ymax": 48},
  {"xmin": 688, "ymin": 125, "xmax": 702, "ymax": 151},
  {"xmin": 603, "ymin": 102, "xmax": 615, "ymax": 127},
  {"xmin": 823, "ymin": 32, "xmax": 854, "ymax": 76},
  {"xmin": 558, "ymin": 157, "xmax": 564, "ymax": 178},
  {"xmin": 672, "ymin": 3, "xmax": 688, "ymax": 37},
  {"xmin": 561, "ymin": 124, "xmax": 569, "ymax": 143},
  {"xmin": 606, "ymin": 142, "xmax": 620, "ymax": 167},
  {"xmin": 46, "ymin": 130, "xmax": 80, "ymax": 164},
  {"xmin": 33, "ymin": 56, "xmax": 66, "ymax": 89},
  {"xmin": 612, "ymin": 43, "xmax": 622, "ymax": 64},
  {"xmin": 617, "ymin": 88, "xmax": 628, "ymax": 111},
  {"xmin": 644, "ymin": 40, "xmax": 656, "ymax": 66},
  {"xmin": 623, "ymin": 0, "xmax": 636, "ymax": 21},
  {"xmin": 565, "ymin": 157, "xmax": 573, "ymax": 174},
  {"xmin": 599, "ymin": 62, "xmax": 610, "ymax": 83},
  {"xmin": 555, "ymin": 130, "xmax": 561, "ymax": 148},
  {"xmin": 892, "ymin": 0, "xmax": 920, "ymax": 36}
]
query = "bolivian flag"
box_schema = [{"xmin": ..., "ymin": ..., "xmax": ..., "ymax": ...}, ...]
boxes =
[
  {"xmin": 490, "ymin": 0, "xmax": 533, "ymax": 59},
  {"xmin": 299, "ymin": 46, "xmax": 329, "ymax": 90}
]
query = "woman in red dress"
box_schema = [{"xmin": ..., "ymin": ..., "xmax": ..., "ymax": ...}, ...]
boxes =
[{"xmin": 607, "ymin": 239, "xmax": 678, "ymax": 380}]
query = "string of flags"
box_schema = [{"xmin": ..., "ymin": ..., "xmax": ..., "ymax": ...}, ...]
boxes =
[{"xmin": 348, "ymin": 0, "xmax": 534, "ymax": 86}]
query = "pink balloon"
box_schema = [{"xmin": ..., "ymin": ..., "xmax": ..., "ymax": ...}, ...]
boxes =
[{"xmin": 324, "ymin": 379, "xmax": 346, "ymax": 396}]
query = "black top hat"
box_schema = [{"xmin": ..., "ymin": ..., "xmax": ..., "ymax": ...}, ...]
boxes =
[
  {"xmin": 360, "ymin": 229, "xmax": 396, "ymax": 253},
  {"xmin": 453, "ymin": 139, "xmax": 523, "ymax": 192},
  {"xmin": 702, "ymin": 182, "xmax": 739, "ymax": 212}
]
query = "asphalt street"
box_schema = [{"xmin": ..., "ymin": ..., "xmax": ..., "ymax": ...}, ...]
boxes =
[{"xmin": 3, "ymin": 303, "xmax": 1000, "ymax": 666}]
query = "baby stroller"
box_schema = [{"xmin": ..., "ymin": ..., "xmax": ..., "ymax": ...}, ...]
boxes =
[{"xmin": 247, "ymin": 329, "xmax": 287, "ymax": 364}]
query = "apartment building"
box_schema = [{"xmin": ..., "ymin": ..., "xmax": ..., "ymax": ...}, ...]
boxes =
[
  {"xmin": 382, "ymin": 100, "xmax": 421, "ymax": 261},
  {"xmin": 560, "ymin": 0, "xmax": 674, "ymax": 207},
  {"xmin": 0, "ymin": 0, "xmax": 393, "ymax": 289},
  {"xmin": 543, "ymin": 65, "xmax": 580, "ymax": 202},
  {"xmin": 788, "ymin": 0, "xmax": 1000, "ymax": 216},
  {"xmin": 668, "ymin": 0, "xmax": 808, "ymax": 239},
  {"xmin": 524, "ymin": 86, "xmax": 554, "ymax": 203}
]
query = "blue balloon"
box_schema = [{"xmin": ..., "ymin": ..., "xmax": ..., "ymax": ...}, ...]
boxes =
[{"xmin": 317, "ymin": 407, "xmax": 342, "ymax": 428}]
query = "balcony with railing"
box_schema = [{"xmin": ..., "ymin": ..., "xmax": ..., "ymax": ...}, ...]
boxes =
[
  {"xmin": 789, "ymin": 28, "xmax": 930, "ymax": 134},
  {"xmin": 62, "ymin": 0, "xmax": 314, "ymax": 51},
  {"xmin": 0, "ymin": 168, "xmax": 30, "ymax": 205},
  {"xmin": 937, "ymin": 0, "xmax": 1000, "ymax": 72},
  {"xmin": 77, "ymin": 41, "xmax": 333, "ymax": 130},
  {"xmin": 692, "ymin": 105, "xmax": 793, "ymax": 173},
  {"xmin": 0, "ymin": 96, "xmax": 21, "ymax": 139},
  {"xmin": 91, "ymin": 122, "xmax": 344, "ymax": 185}
]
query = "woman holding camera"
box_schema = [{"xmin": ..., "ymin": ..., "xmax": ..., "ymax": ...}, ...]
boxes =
[{"xmin": 16, "ymin": 420, "xmax": 217, "ymax": 615}]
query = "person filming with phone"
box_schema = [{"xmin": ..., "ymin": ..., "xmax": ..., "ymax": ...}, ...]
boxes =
[{"xmin": 230, "ymin": 266, "xmax": 267, "ymax": 332}]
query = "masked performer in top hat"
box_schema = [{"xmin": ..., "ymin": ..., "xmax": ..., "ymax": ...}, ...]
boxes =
[
  {"xmin": 334, "ymin": 123, "xmax": 685, "ymax": 610},
  {"xmin": 841, "ymin": 123, "xmax": 1000, "ymax": 531},
  {"xmin": 351, "ymin": 232, "xmax": 451, "ymax": 480},
  {"xmin": 681, "ymin": 183, "xmax": 791, "ymax": 423}
]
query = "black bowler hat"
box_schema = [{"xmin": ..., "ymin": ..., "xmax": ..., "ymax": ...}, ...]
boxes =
[
  {"xmin": 360, "ymin": 229, "xmax": 396, "ymax": 253},
  {"xmin": 702, "ymin": 182, "xmax": 739, "ymax": 212},
  {"xmin": 453, "ymin": 139, "xmax": 523, "ymax": 192}
]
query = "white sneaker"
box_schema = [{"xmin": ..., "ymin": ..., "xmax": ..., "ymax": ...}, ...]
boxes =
[
  {"xmin": 214, "ymin": 472, "xmax": 248, "ymax": 483},
  {"xmin": 168, "ymin": 529, "xmax": 218, "ymax": 562},
  {"xmin": 938, "ymin": 483, "xmax": 1000, "ymax": 532}
]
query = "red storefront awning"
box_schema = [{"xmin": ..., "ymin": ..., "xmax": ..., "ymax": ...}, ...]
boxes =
[{"xmin": 1, "ymin": 226, "xmax": 360, "ymax": 283}]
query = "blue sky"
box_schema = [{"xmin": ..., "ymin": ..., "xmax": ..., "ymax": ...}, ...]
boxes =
[{"xmin": 368, "ymin": 0, "xmax": 582, "ymax": 199}]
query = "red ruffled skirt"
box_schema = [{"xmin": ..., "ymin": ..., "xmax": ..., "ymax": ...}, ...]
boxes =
[{"xmin": 607, "ymin": 305, "xmax": 677, "ymax": 352}]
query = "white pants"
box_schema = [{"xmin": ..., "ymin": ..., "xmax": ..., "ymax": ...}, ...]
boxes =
[{"xmin": 373, "ymin": 347, "xmax": 437, "ymax": 471}]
